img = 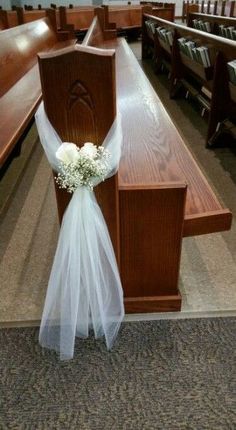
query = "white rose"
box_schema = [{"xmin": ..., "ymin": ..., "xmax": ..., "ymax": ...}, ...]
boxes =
[
  {"xmin": 80, "ymin": 142, "xmax": 97, "ymax": 159},
  {"xmin": 56, "ymin": 143, "xmax": 79, "ymax": 164}
]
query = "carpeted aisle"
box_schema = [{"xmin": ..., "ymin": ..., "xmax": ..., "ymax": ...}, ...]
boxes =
[{"xmin": 0, "ymin": 318, "xmax": 235, "ymax": 429}]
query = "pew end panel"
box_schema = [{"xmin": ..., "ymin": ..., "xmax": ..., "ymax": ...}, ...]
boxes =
[
  {"xmin": 38, "ymin": 46, "xmax": 116, "ymax": 144},
  {"xmin": 120, "ymin": 183, "xmax": 187, "ymax": 313},
  {"xmin": 38, "ymin": 44, "xmax": 120, "ymax": 261}
]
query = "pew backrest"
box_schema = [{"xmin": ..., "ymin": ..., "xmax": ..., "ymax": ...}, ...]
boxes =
[
  {"xmin": 39, "ymin": 12, "xmax": 116, "ymax": 147},
  {"xmin": 0, "ymin": 18, "xmax": 58, "ymax": 97},
  {"xmin": 17, "ymin": 7, "xmax": 46, "ymax": 24},
  {"xmin": 0, "ymin": 16, "xmax": 75, "ymax": 168},
  {"xmin": 187, "ymin": 11, "xmax": 236, "ymax": 35},
  {"xmin": 0, "ymin": 10, "xmax": 18, "ymax": 29},
  {"xmin": 59, "ymin": 6, "xmax": 95, "ymax": 32},
  {"xmin": 144, "ymin": 13, "xmax": 236, "ymax": 68}
]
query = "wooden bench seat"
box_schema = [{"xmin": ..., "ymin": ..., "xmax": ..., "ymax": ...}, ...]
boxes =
[
  {"xmin": 0, "ymin": 18, "xmax": 75, "ymax": 168},
  {"xmin": 99, "ymin": 37, "xmax": 231, "ymax": 237},
  {"xmin": 37, "ymin": 9, "xmax": 231, "ymax": 313}
]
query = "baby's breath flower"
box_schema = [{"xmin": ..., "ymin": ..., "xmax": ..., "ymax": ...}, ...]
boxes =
[{"xmin": 55, "ymin": 143, "xmax": 110, "ymax": 193}]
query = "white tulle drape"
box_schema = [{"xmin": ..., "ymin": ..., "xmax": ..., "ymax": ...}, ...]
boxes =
[{"xmin": 35, "ymin": 102, "xmax": 124, "ymax": 360}]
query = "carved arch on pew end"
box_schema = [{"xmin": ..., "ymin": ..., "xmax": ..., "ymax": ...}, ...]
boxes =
[{"xmin": 38, "ymin": 44, "xmax": 120, "ymax": 261}]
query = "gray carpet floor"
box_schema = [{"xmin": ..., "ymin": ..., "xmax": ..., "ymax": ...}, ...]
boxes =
[{"xmin": 0, "ymin": 318, "xmax": 235, "ymax": 429}]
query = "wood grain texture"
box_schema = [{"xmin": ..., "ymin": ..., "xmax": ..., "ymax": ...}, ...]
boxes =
[
  {"xmin": 0, "ymin": 18, "xmax": 76, "ymax": 167},
  {"xmin": 38, "ymin": 45, "xmax": 116, "ymax": 148},
  {"xmin": 120, "ymin": 185, "xmax": 186, "ymax": 306},
  {"xmin": 0, "ymin": 19, "xmax": 57, "ymax": 97},
  {"xmin": 38, "ymin": 40, "xmax": 120, "ymax": 258},
  {"xmin": 99, "ymin": 37, "xmax": 231, "ymax": 236}
]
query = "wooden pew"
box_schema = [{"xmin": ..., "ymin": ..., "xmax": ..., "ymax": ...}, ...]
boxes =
[
  {"xmin": 0, "ymin": 18, "xmax": 75, "ymax": 169},
  {"xmin": 142, "ymin": 13, "xmax": 236, "ymax": 146},
  {"xmin": 182, "ymin": 0, "xmax": 236, "ymax": 21},
  {"xmin": 151, "ymin": 5, "xmax": 175, "ymax": 21},
  {"xmin": 37, "ymin": 8, "xmax": 231, "ymax": 313},
  {"xmin": 16, "ymin": 7, "xmax": 47, "ymax": 24},
  {"xmin": 59, "ymin": 6, "xmax": 95, "ymax": 37},
  {"xmin": 0, "ymin": 10, "xmax": 18, "ymax": 29},
  {"xmin": 15, "ymin": 7, "xmax": 63, "ymax": 34},
  {"xmin": 105, "ymin": 6, "xmax": 142, "ymax": 36},
  {"xmin": 187, "ymin": 11, "xmax": 236, "ymax": 36},
  {"xmin": 59, "ymin": 5, "xmax": 174, "ymax": 40}
]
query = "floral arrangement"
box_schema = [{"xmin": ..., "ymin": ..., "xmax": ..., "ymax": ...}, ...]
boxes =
[{"xmin": 55, "ymin": 142, "xmax": 110, "ymax": 193}]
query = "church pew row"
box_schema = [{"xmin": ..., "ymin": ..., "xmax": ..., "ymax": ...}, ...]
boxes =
[
  {"xmin": 37, "ymin": 9, "xmax": 231, "ymax": 313},
  {"xmin": 0, "ymin": 5, "xmax": 174, "ymax": 36},
  {"xmin": 0, "ymin": 10, "xmax": 18, "ymax": 29},
  {"xmin": 182, "ymin": 0, "xmax": 236, "ymax": 21},
  {"xmin": 0, "ymin": 18, "xmax": 75, "ymax": 168},
  {"xmin": 59, "ymin": 4, "xmax": 175, "ymax": 38},
  {"xmin": 142, "ymin": 12, "xmax": 236, "ymax": 146},
  {"xmin": 0, "ymin": 7, "xmax": 61, "ymax": 30},
  {"xmin": 187, "ymin": 11, "xmax": 236, "ymax": 37}
]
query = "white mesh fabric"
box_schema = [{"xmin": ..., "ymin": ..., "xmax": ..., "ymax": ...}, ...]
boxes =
[{"xmin": 35, "ymin": 102, "xmax": 124, "ymax": 360}]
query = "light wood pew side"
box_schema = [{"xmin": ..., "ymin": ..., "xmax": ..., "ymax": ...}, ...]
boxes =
[{"xmin": 37, "ymin": 13, "xmax": 231, "ymax": 313}]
